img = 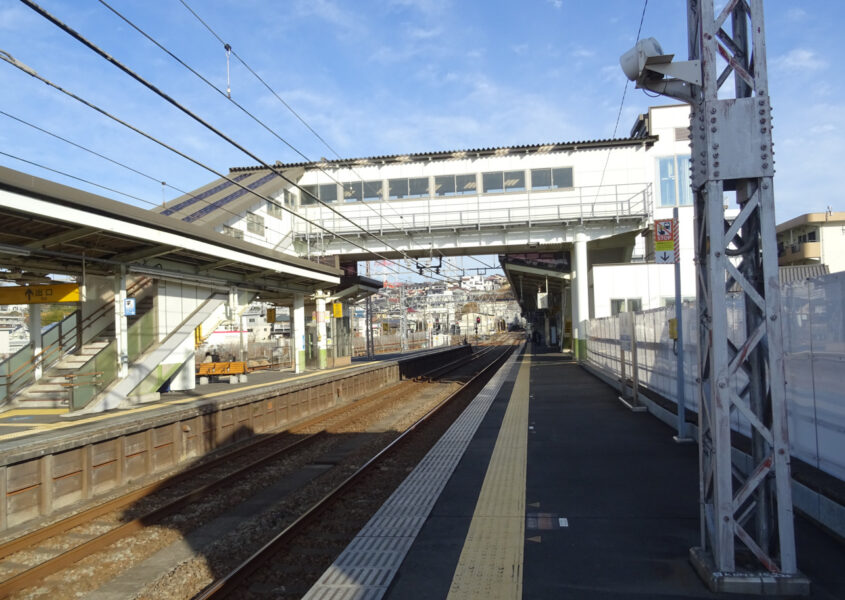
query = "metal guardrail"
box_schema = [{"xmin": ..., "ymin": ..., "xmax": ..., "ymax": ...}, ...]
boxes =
[{"xmin": 293, "ymin": 182, "xmax": 652, "ymax": 238}]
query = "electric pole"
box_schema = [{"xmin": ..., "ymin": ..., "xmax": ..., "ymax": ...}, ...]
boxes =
[{"xmin": 621, "ymin": 1, "xmax": 808, "ymax": 593}]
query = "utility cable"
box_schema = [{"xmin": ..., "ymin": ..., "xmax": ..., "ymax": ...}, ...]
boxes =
[
  {"xmin": 0, "ymin": 110, "xmax": 306, "ymax": 240},
  {"xmin": 593, "ymin": 0, "xmax": 649, "ymax": 204},
  {"xmin": 0, "ymin": 52, "xmax": 415, "ymax": 280},
  {"xmin": 174, "ymin": 0, "xmax": 465, "ymax": 277},
  {"xmin": 0, "ymin": 150, "xmax": 153, "ymax": 206},
  {"xmin": 100, "ymin": 0, "xmax": 425, "ymax": 265},
  {"xmin": 20, "ymin": 0, "xmax": 455, "ymax": 284}
]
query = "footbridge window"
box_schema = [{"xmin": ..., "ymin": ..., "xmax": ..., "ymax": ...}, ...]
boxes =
[
  {"xmin": 482, "ymin": 170, "xmax": 526, "ymax": 193},
  {"xmin": 434, "ymin": 174, "xmax": 477, "ymax": 196},
  {"xmin": 657, "ymin": 155, "xmax": 692, "ymax": 207},
  {"xmin": 530, "ymin": 167, "xmax": 573, "ymax": 191},
  {"xmin": 343, "ymin": 181, "xmax": 384, "ymax": 202},
  {"xmin": 300, "ymin": 183, "xmax": 338, "ymax": 206},
  {"xmin": 389, "ymin": 177, "xmax": 429, "ymax": 200}
]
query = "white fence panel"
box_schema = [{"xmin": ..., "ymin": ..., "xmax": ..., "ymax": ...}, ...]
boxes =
[{"xmin": 584, "ymin": 272, "xmax": 845, "ymax": 482}]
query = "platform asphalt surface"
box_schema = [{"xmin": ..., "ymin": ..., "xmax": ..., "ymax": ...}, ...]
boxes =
[{"xmin": 383, "ymin": 345, "xmax": 845, "ymax": 599}]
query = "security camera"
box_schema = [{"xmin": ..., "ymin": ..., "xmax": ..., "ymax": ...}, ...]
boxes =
[
  {"xmin": 620, "ymin": 37, "xmax": 666, "ymax": 83},
  {"xmin": 619, "ymin": 37, "xmax": 701, "ymax": 103}
]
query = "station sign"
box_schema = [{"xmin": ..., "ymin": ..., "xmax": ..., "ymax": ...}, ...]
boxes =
[
  {"xmin": 0, "ymin": 283, "xmax": 80, "ymax": 305},
  {"xmin": 654, "ymin": 219, "xmax": 677, "ymax": 264},
  {"xmin": 332, "ymin": 302, "xmax": 343, "ymax": 318}
]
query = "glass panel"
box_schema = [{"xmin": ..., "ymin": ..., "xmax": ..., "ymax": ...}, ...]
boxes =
[
  {"xmin": 246, "ymin": 213, "xmax": 264, "ymax": 235},
  {"xmin": 658, "ymin": 157, "xmax": 677, "ymax": 207},
  {"xmin": 266, "ymin": 199, "xmax": 283, "ymax": 218},
  {"xmin": 456, "ymin": 174, "xmax": 477, "ymax": 194},
  {"xmin": 301, "ymin": 185, "xmax": 318, "ymax": 206},
  {"xmin": 610, "ymin": 299, "xmax": 625, "ymax": 316},
  {"xmin": 531, "ymin": 168, "xmax": 552, "ymax": 190},
  {"xmin": 408, "ymin": 177, "xmax": 429, "ymax": 198},
  {"xmin": 435, "ymin": 175, "xmax": 455, "ymax": 196},
  {"xmin": 319, "ymin": 183, "xmax": 337, "ymax": 203},
  {"xmin": 628, "ymin": 298, "xmax": 642, "ymax": 312},
  {"xmin": 482, "ymin": 172, "xmax": 504, "ymax": 193},
  {"xmin": 363, "ymin": 180, "xmax": 383, "ymax": 201},
  {"xmin": 343, "ymin": 181, "xmax": 363, "ymax": 202},
  {"xmin": 677, "ymin": 156, "xmax": 692, "ymax": 205},
  {"xmin": 389, "ymin": 178, "xmax": 409, "ymax": 200},
  {"xmin": 504, "ymin": 170, "xmax": 525, "ymax": 192},
  {"xmin": 552, "ymin": 167, "xmax": 573, "ymax": 189}
]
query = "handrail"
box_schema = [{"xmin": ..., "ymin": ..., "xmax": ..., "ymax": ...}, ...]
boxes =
[
  {"xmin": 78, "ymin": 276, "xmax": 153, "ymax": 337},
  {"xmin": 0, "ymin": 277, "xmax": 154, "ymax": 407}
]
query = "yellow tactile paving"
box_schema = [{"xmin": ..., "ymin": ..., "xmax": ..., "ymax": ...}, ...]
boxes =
[
  {"xmin": 0, "ymin": 361, "xmax": 371, "ymax": 443},
  {"xmin": 447, "ymin": 352, "xmax": 530, "ymax": 600}
]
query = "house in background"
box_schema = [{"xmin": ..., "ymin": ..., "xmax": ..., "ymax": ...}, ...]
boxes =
[{"xmin": 777, "ymin": 211, "xmax": 845, "ymax": 273}]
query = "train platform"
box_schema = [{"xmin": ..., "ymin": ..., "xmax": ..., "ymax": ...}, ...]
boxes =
[
  {"xmin": 0, "ymin": 346, "xmax": 445, "ymax": 443},
  {"xmin": 305, "ymin": 343, "xmax": 845, "ymax": 599}
]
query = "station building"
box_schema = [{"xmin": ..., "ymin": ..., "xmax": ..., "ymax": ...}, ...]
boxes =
[{"xmin": 163, "ymin": 104, "xmax": 697, "ymax": 356}]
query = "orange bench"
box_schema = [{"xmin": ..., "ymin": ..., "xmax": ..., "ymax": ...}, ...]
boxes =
[{"xmin": 196, "ymin": 361, "xmax": 247, "ymax": 382}]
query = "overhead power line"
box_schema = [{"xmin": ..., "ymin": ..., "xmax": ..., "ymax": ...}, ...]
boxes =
[
  {"xmin": 174, "ymin": 0, "xmax": 466, "ymax": 278},
  {"xmin": 19, "ymin": 0, "xmax": 456, "ymax": 285},
  {"xmin": 0, "ymin": 52, "xmax": 411, "ymax": 281},
  {"xmin": 594, "ymin": 0, "xmax": 649, "ymax": 202},
  {"xmin": 15, "ymin": 0, "xmax": 455, "ymax": 285}
]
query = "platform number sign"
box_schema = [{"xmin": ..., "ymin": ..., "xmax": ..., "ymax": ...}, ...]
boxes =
[
  {"xmin": 124, "ymin": 297, "xmax": 136, "ymax": 316},
  {"xmin": 654, "ymin": 219, "xmax": 676, "ymax": 264}
]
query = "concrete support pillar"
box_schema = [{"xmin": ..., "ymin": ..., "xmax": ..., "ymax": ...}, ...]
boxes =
[
  {"xmin": 543, "ymin": 316, "xmax": 550, "ymax": 347},
  {"xmin": 30, "ymin": 306, "xmax": 42, "ymax": 380},
  {"xmin": 114, "ymin": 267, "xmax": 129, "ymax": 378},
  {"xmin": 573, "ymin": 233, "xmax": 589, "ymax": 360},
  {"xmin": 315, "ymin": 291, "xmax": 328, "ymax": 370},
  {"xmin": 293, "ymin": 293, "xmax": 305, "ymax": 374}
]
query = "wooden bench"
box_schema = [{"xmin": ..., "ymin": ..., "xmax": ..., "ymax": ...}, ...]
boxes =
[{"xmin": 196, "ymin": 361, "xmax": 247, "ymax": 383}]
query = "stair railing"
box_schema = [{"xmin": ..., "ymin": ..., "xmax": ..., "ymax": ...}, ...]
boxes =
[{"xmin": 0, "ymin": 276, "xmax": 153, "ymax": 407}]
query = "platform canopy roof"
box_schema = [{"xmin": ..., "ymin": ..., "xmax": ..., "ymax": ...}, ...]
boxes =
[
  {"xmin": 500, "ymin": 253, "xmax": 571, "ymax": 317},
  {"xmin": 0, "ymin": 166, "xmax": 340, "ymax": 299}
]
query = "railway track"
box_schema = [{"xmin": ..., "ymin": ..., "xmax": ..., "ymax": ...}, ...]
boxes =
[
  {"xmin": 193, "ymin": 342, "xmax": 516, "ymax": 599},
  {"xmin": 0, "ymin": 341, "xmax": 515, "ymax": 599}
]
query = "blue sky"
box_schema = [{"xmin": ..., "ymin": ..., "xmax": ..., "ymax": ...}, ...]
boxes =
[{"xmin": 0, "ymin": 0, "xmax": 841, "ymax": 233}]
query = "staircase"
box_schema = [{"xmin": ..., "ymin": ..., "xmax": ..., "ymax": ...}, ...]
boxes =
[
  {"xmin": 5, "ymin": 285, "xmax": 155, "ymax": 410},
  {"xmin": 12, "ymin": 339, "xmax": 110, "ymax": 408}
]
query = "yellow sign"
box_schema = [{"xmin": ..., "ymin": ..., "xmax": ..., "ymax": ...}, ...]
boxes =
[
  {"xmin": 266, "ymin": 308, "xmax": 276, "ymax": 323},
  {"xmin": 332, "ymin": 302, "xmax": 343, "ymax": 318},
  {"xmin": 0, "ymin": 283, "xmax": 80, "ymax": 305}
]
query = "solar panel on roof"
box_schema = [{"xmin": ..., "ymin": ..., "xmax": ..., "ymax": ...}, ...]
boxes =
[
  {"xmin": 183, "ymin": 172, "xmax": 278, "ymax": 223},
  {"xmin": 160, "ymin": 172, "xmax": 252, "ymax": 216}
]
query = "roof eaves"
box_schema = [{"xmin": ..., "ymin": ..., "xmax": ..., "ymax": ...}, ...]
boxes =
[{"xmin": 229, "ymin": 136, "xmax": 658, "ymax": 173}]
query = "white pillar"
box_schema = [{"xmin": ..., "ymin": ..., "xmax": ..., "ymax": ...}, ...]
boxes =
[
  {"xmin": 293, "ymin": 293, "xmax": 305, "ymax": 373},
  {"xmin": 573, "ymin": 233, "xmax": 589, "ymax": 360},
  {"xmin": 114, "ymin": 267, "xmax": 129, "ymax": 378},
  {"xmin": 30, "ymin": 305, "xmax": 42, "ymax": 380},
  {"xmin": 315, "ymin": 291, "xmax": 328, "ymax": 369}
]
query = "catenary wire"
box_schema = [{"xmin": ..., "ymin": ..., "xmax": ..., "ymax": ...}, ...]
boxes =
[
  {"xmin": 145, "ymin": 0, "xmax": 464, "ymax": 276},
  {"xmin": 0, "ymin": 53, "xmax": 420, "ymax": 281},
  {"xmin": 593, "ymin": 0, "xmax": 649, "ymax": 203},
  {"xmin": 19, "ymin": 0, "xmax": 457, "ymax": 285},
  {"xmin": 174, "ymin": 0, "xmax": 472, "ymax": 278},
  {"xmin": 0, "ymin": 110, "xmax": 324, "ymax": 246}
]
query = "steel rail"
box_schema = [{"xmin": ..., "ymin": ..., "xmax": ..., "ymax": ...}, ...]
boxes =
[
  {"xmin": 0, "ymin": 350, "xmax": 475, "ymax": 597},
  {"xmin": 193, "ymin": 343, "xmax": 516, "ymax": 599}
]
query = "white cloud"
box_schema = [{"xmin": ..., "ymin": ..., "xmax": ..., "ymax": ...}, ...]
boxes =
[
  {"xmin": 773, "ymin": 48, "xmax": 827, "ymax": 72},
  {"xmin": 786, "ymin": 8, "xmax": 807, "ymax": 22},
  {"xmin": 0, "ymin": 5, "xmax": 36, "ymax": 31},
  {"xmin": 547, "ymin": 0, "xmax": 563, "ymax": 9},
  {"xmin": 570, "ymin": 47, "xmax": 595, "ymax": 59}
]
